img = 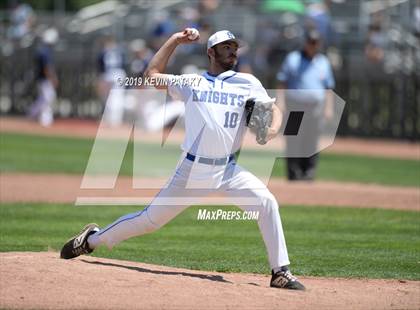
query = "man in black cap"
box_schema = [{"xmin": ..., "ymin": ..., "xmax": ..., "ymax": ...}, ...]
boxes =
[{"xmin": 277, "ymin": 29, "xmax": 335, "ymax": 181}]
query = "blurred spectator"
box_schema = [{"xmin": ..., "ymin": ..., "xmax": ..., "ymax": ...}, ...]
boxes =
[
  {"xmin": 28, "ymin": 28, "xmax": 59, "ymax": 127},
  {"xmin": 305, "ymin": 0, "xmax": 334, "ymax": 49},
  {"xmin": 252, "ymin": 19, "xmax": 280, "ymax": 82},
  {"xmin": 276, "ymin": 29, "xmax": 335, "ymax": 181},
  {"xmin": 199, "ymin": 0, "xmax": 220, "ymax": 15},
  {"xmin": 150, "ymin": 11, "xmax": 176, "ymax": 51},
  {"xmin": 138, "ymin": 97, "xmax": 185, "ymax": 133},
  {"xmin": 365, "ymin": 14, "xmax": 386, "ymax": 63},
  {"xmin": 96, "ymin": 35, "xmax": 127, "ymax": 127},
  {"xmin": 197, "ymin": 0, "xmax": 220, "ymax": 31},
  {"xmin": 179, "ymin": 6, "xmax": 201, "ymax": 29},
  {"xmin": 7, "ymin": 0, "xmax": 35, "ymax": 41},
  {"xmin": 197, "ymin": 18, "xmax": 213, "ymax": 44},
  {"xmin": 125, "ymin": 39, "xmax": 184, "ymax": 132},
  {"xmin": 129, "ymin": 39, "xmax": 153, "ymax": 78},
  {"xmin": 177, "ymin": 7, "xmax": 202, "ymax": 55}
]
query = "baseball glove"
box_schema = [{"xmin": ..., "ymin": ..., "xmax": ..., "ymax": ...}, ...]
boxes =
[{"xmin": 245, "ymin": 98, "xmax": 275, "ymax": 145}]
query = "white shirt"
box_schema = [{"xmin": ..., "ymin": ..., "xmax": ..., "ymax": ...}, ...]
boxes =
[{"xmin": 168, "ymin": 70, "xmax": 272, "ymax": 158}]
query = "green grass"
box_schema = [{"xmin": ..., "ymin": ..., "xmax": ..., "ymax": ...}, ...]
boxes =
[
  {"xmin": 1, "ymin": 203, "xmax": 419, "ymax": 280},
  {"xmin": 1, "ymin": 132, "xmax": 419, "ymax": 186}
]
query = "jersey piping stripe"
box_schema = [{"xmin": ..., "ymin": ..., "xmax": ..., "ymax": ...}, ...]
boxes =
[
  {"xmin": 97, "ymin": 209, "xmax": 147, "ymax": 236},
  {"xmin": 203, "ymin": 72, "xmax": 216, "ymax": 86},
  {"xmin": 221, "ymin": 72, "xmax": 237, "ymax": 89},
  {"xmin": 222, "ymin": 72, "xmax": 237, "ymax": 81},
  {"xmin": 205, "ymin": 78, "xmax": 215, "ymax": 86},
  {"xmin": 204, "ymin": 72, "xmax": 216, "ymax": 80}
]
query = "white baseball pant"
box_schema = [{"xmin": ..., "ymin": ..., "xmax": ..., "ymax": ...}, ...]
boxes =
[{"xmin": 88, "ymin": 153, "xmax": 290, "ymax": 269}]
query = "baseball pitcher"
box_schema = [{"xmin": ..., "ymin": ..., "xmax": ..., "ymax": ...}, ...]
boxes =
[{"xmin": 61, "ymin": 28, "xmax": 305, "ymax": 290}]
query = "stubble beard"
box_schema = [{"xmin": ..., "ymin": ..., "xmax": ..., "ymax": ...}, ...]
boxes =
[{"xmin": 215, "ymin": 50, "xmax": 236, "ymax": 71}]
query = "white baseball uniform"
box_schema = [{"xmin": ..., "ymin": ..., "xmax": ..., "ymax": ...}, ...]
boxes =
[{"xmin": 88, "ymin": 70, "xmax": 291, "ymax": 270}]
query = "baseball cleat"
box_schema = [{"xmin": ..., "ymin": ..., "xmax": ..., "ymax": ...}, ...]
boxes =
[
  {"xmin": 60, "ymin": 223, "xmax": 99, "ymax": 259},
  {"xmin": 270, "ymin": 269, "xmax": 306, "ymax": 290}
]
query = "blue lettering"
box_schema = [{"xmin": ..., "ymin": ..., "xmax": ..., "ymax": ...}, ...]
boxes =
[
  {"xmin": 237, "ymin": 95, "xmax": 245, "ymax": 107},
  {"xmin": 213, "ymin": 91, "xmax": 220, "ymax": 103},
  {"xmin": 220, "ymin": 92, "xmax": 228, "ymax": 105},
  {"xmin": 197, "ymin": 91, "xmax": 246, "ymax": 106},
  {"xmin": 229, "ymin": 93, "xmax": 237, "ymax": 106},
  {"xmin": 192, "ymin": 89, "xmax": 199, "ymax": 101},
  {"xmin": 199, "ymin": 91, "xmax": 208, "ymax": 102}
]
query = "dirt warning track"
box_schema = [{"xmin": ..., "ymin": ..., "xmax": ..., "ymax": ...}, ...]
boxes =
[
  {"xmin": 1, "ymin": 117, "xmax": 419, "ymax": 160},
  {"xmin": 1, "ymin": 173, "xmax": 419, "ymax": 210}
]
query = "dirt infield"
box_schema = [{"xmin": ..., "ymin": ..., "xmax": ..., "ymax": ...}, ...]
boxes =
[
  {"xmin": 0, "ymin": 252, "xmax": 418, "ymax": 310},
  {"xmin": 1, "ymin": 173, "xmax": 419, "ymax": 210}
]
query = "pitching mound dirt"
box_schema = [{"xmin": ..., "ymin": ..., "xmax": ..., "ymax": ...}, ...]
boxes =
[{"xmin": 0, "ymin": 252, "xmax": 418, "ymax": 310}]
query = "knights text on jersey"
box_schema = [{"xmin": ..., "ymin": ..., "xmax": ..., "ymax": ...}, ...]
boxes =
[{"xmin": 168, "ymin": 70, "xmax": 272, "ymax": 158}]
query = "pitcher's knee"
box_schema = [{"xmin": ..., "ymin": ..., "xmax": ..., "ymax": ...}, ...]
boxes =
[
  {"xmin": 259, "ymin": 192, "xmax": 279, "ymax": 214},
  {"xmin": 142, "ymin": 219, "xmax": 159, "ymax": 234},
  {"xmin": 145, "ymin": 206, "xmax": 184, "ymax": 231},
  {"xmin": 142, "ymin": 210, "xmax": 161, "ymax": 233},
  {"xmin": 119, "ymin": 209, "xmax": 160, "ymax": 235}
]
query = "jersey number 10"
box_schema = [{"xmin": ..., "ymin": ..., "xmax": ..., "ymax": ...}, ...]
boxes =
[{"xmin": 223, "ymin": 112, "xmax": 239, "ymax": 128}]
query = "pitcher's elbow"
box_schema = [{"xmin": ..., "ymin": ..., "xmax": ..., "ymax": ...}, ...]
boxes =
[{"xmin": 144, "ymin": 67, "xmax": 158, "ymax": 80}]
